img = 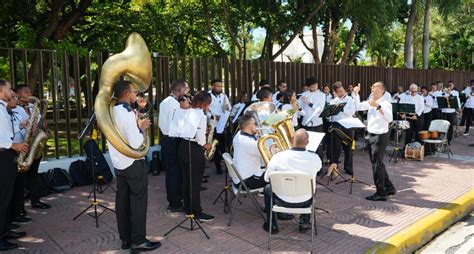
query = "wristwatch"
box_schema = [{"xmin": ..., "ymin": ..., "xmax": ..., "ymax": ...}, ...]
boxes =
[{"xmin": 376, "ymin": 105, "xmax": 382, "ymax": 111}]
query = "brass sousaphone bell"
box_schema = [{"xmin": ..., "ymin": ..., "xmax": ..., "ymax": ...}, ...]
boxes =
[{"xmin": 94, "ymin": 33, "xmax": 152, "ymax": 158}]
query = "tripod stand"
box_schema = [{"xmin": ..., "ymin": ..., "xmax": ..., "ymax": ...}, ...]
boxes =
[
  {"xmin": 164, "ymin": 140, "xmax": 209, "ymax": 239},
  {"xmin": 87, "ymin": 175, "xmax": 116, "ymax": 198},
  {"xmin": 389, "ymin": 120, "xmax": 406, "ymax": 163},
  {"xmin": 73, "ymin": 113, "xmax": 115, "ymax": 227},
  {"xmin": 212, "ymin": 121, "xmax": 233, "ymax": 213}
]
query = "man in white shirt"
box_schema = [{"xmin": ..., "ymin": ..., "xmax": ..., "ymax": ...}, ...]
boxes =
[
  {"xmin": 441, "ymin": 81, "xmax": 461, "ymax": 144},
  {"xmin": 353, "ymin": 82, "xmax": 396, "ymax": 201},
  {"xmin": 208, "ymin": 79, "xmax": 231, "ymax": 174},
  {"xmin": 263, "ymin": 129, "xmax": 322, "ymax": 234},
  {"xmin": 327, "ymin": 82, "xmax": 356, "ymax": 175},
  {"xmin": 159, "ymin": 80, "xmax": 186, "ymax": 212},
  {"xmin": 421, "ymin": 86, "xmax": 434, "ymax": 131},
  {"xmin": 232, "ymin": 114, "xmax": 266, "ymax": 189},
  {"xmin": 109, "ymin": 80, "xmax": 160, "ymax": 252},
  {"xmin": 0, "ymin": 79, "xmax": 29, "ymax": 251},
  {"xmin": 251, "ymin": 79, "xmax": 271, "ymax": 102},
  {"xmin": 272, "ymin": 80, "xmax": 287, "ymax": 104},
  {"xmin": 462, "ymin": 80, "xmax": 474, "ymax": 135},
  {"xmin": 300, "ymin": 77, "xmax": 325, "ymax": 157},
  {"xmin": 400, "ymin": 84, "xmax": 425, "ymax": 145}
]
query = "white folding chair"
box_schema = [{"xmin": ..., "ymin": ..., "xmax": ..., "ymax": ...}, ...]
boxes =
[
  {"xmin": 222, "ymin": 153, "xmax": 266, "ymax": 226},
  {"xmin": 423, "ymin": 120, "xmax": 452, "ymax": 158},
  {"xmin": 267, "ymin": 171, "xmax": 316, "ymax": 250}
]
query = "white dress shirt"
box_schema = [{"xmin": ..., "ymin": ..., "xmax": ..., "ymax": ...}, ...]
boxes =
[
  {"xmin": 281, "ymin": 104, "xmax": 305, "ymax": 127},
  {"xmin": 264, "ymin": 148, "xmax": 321, "ymax": 203},
  {"xmin": 107, "ymin": 103, "xmax": 144, "ymax": 170},
  {"xmin": 440, "ymin": 90, "xmax": 461, "ymax": 113},
  {"xmin": 353, "ymin": 95, "xmax": 393, "ymax": 134},
  {"xmin": 370, "ymin": 91, "xmax": 392, "ymax": 103},
  {"xmin": 272, "ymin": 91, "xmax": 281, "ymax": 104},
  {"xmin": 463, "ymin": 87, "xmax": 474, "ymax": 109},
  {"xmin": 423, "ymin": 95, "xmax": 433, "ymax": 114},
  {"xmin": 329, "ymin": 95, "xmax": 356, "ymax": 123},
  {"xmin": 11, "ymin": 109, "xmax": 25, "ymax": 143},
  {"xmin": 400, "ymin": 93, "xmax": 424, "ymax": 116},
  {"xmin": 193, "ymin": 109, "xmax": 207, "ymax": 146},
  {"xmin": 209, "ymin": 91, "xmax": 231, "ymax": 117},
  {"xmin": 324, "ymin": 93, "xmax": 333, "ymax": 104},
  {"xmin": 0, "ymin": 100, "xmax": 14, "ymax": 149},
  {"xmin": 300, "ymin": 90, "xmax": 325, "ymax": 127},
  {"xmin": 159, "ymin": 95, "xmax": 180, "ymax": 136},
  {"xmin": 232, "ymin": 131, "xmax": 264, "ymax": 184}
]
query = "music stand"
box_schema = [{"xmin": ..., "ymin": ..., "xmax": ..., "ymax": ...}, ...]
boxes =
[
  {"xmin": 73, "ymin": 112, "xmax": 115, "ymax": 228},
  {"xmin": 437, "ymin": 96, "xmax": 459, "ymax": 112},
  {"xmin": 389, "ymin": 103, "xmax": 415, "ymax": 163},
  {"xmin": 212, "ymin": 115, "xmax": 233, "ymax": 213}
]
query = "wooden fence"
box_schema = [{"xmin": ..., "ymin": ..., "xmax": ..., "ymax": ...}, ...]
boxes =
[{"xmin": 0, "ymin": 48, "xmax": 472, "ymax": 159}]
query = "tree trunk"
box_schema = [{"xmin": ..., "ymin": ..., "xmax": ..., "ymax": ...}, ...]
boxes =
[
  {"xmin": 311, "ymin": 24, "xmax": 321, "ymax": 64},
  {"xmin": 404, "ymin": 0, "xmax": 418, "ymax": 69},
  {"xmin": 338, "ymin": 21, "xmax": 358, "ymax": 64},
  {"xmin": 422, "ymin": 0, "xmax": 431, "ymax": 69},
  {"xmin": 322, "ymin": 16, "xmax": 339, "ymax": 64}
]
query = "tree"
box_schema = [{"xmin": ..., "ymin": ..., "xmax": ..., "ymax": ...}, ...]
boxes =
[{"xmin": 404, "ymin": 0, "xmax": 418, "ymax": 69}]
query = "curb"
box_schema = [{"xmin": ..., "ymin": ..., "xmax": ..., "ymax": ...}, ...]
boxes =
[{"xmin": 365, "ymin": 188, "xmax": 474, "ymax": 254}]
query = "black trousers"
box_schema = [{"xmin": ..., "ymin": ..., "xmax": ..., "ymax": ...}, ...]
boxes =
[
  {"xmin": 27, "ymin": 157, "xmax": 42, "ymax": 204},
  {"xmin": 464, "ymin": 108, "xmax": 473, "ymax": 133},
  {"xmin": 303, "ymin": 124, "xmax": 324, "ymax": 159},
  {"xmin": 178, "ymin": 139, "xmax": 205, "ymax": 215},
  {"xmin": 115, "ymin": 160, "xmax": 148, "ymax": 245},
  {"xmin": 212, "ymin": 131, "xmax": 226, "ymax": 171},
  {"xmin": 0, "ymin": 149, "xmax": 18, "ymax": 236},
  {"xmin": 161, "ymin": 135, "xmax": 182, "ymax": 208},
  {"xmin": 233, "ymin": 175, "xmax": 267, "ymax": 190},
  {"xmin": 10, "ymin": 171, "xmax": 26, "ymax": 218},
  {"xmin": 432, "ymin": 108, "xmax": 442, "ymax": 120},
  {"xmin": 423, "ymin": 111, "xmax": 435, "ymax": 155},
  {"xmin": 443, "ymin": 112, "xmax": 457, "ymax": 144},
  {"xmin": 405, "ymin": 114, "xmax": 424, "ymax": 145},
  {"xmin": 367, "ymin": 132, "xmax": 395, "ymax": 196},
  {"xmin": 327, "ymin": 122, "xmax": 354, "ymax": 174},
  {"xmin": 264, "ymin": 185, "xmax": 312, "ymax": 227}
]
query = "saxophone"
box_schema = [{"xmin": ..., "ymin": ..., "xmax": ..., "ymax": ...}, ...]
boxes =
[
  {"xmin": 17, "ymin": 96, "xmax": 49, "ymax": 172},
  {"xmin": 204, "ymin": 114, "xmax": 219, "ymax": 161}
]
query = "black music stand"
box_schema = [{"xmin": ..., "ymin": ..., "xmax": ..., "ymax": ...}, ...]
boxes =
[
  {"xmin": 73, "ymin": 112, "xmax": 115, "ymax": 228},
  {"xmin": 212, "ymin": 118, "xmax": 232, "ymax": 213},
  {"xmin": 437, "ymin": 96, "xmax": 459, "ymax": 112},
  {"xmin": 389, "ymin": 103, "xmax": 415, "ymax": 163}
]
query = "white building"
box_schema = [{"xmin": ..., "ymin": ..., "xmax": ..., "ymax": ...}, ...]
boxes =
[{"xmin": 272, "ymin": 29, "xmax": 325, "ymax": 63}]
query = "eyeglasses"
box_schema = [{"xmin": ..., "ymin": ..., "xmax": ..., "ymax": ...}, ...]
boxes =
[{"xmin": 129, "ymin": 89, "xmax": 139, "ymax": 95}]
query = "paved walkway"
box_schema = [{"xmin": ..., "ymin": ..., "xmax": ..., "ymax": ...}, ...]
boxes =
[{"xmin": 9, "ymin": 133, "xmax": 474, "ymax": 253}]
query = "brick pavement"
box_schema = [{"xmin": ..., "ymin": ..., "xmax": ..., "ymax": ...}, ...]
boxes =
[{"xmin": 8, "ymin": 133, "xmax": 474, "ymax": 254}]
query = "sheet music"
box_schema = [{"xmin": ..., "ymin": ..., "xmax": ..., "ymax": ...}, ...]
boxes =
[
  {"xmin": 168, "ymin": 108, "xmax": 201, "ymax": 139},
  {"xmin": 232, "ymin": 104, "xmax": 245, "ymax": 123},
  {"xmin": 303, "ymin": 105, "xmax": 323, "ymax": 126},
  {"xmin": 216, "ymin": 111, "xmax": 230, "ymax": 134},
  {"xmin": 306, "ymin": 131, "xmax": 325, "ymax": 152},
  {"xmin": 337, "ymin": 117, "xmax": 365, "ymax": 129}
]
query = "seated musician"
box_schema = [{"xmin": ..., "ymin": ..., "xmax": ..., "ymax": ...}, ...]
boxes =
[
  {"xmin": 263, "ymin": 129, "xmax": 322, "ymax": 234},
  {"xmin": 400, "ymin": 84, "xmax": 424, "ymax": 145},
  {"xmin": 232, "ymin": 113, "xmax": 266, "ymax": 189}
]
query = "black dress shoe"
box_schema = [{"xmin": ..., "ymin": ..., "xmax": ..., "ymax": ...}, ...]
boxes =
[
  {"xmin": 200, "ymin": 186, "xmax": 207, "ymax": 191},
  {"xmin": 262, "ymin": 222, "xmax": 279, "ymax": 234},
  {"xmin": 12, "ymin": 216, "xmax": 32, "ymax": 224},
  {"xmin": 9, "ymin": 223, "xmax": 21, "ymax": 232},
  {"xmin": 4, "ymin": 231, "xmax": 26, "ymax": 239},
  {"xmin": 387, "ymin": 189, "xmax": 397, "ymax": 196},
  {"xmin": 299, "ymin": 223, "xmax": 311, "ymax": 233},
  {"xmin": 203, "ymin": 174, "xmax": 210, "ymax": 178},
  {"xmin": 167, "ymin": 205, "xmax": 183, "ymax": 213},
  {"xmin": 365, "ymin": 194, "xmax": 387, "ymax": 201},
  {"xmin": 32, "ymin": 201, "xmax": 51, "ymax": 209},
  {"xmin": 121, "ymin": 241, "xmax": 131, "ymax": 250},
  {"xmin": 201, "ymin": 178, "xmax": 208, "ymax": 183},
  {"xmin": 0, "ymin": 239, "xmax": 18, "ymax": 251},
  {"xmin": 131, "ymin": 240, "xmax": 161, "ymax": 251}
]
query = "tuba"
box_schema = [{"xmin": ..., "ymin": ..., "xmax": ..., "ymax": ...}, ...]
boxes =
[
  {"xmin": 204, "ymin": 114, "xmax": 219, "ymax": 161},
  {"xmin": 257, "ymin": 109, "xmax": 296, "ymax": 165},
  {"xmin": 94, "ymin": 33, "xmax": 152, "ymax": 158},
  {"xmin": 17, "ymin": 96, "xmax": 49, "ymax": 172}
]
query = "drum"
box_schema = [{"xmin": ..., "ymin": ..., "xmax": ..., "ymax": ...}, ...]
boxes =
[
  {"xmin": 418, "ymin": 131, "xmax": 430, "ymax": 140},
  {"xmin": 429, "ymin": 131, "xmax": 439, "ymax": 139},
  {"xmin": 405, "ymin": 143, "xmax": 424, "ymax": 161}
]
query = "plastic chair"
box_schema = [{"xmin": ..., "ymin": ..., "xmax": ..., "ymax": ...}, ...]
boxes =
[
  {"xmin": 267, "ymin": 171, "xmax": 316, "ymax": 250},
  {"xmin": 222, "ymin": 153, "xmax": 266, "ymax": 226},
  {"xmin": 423, "ymin": 120, "xmax": 452, "ymax": 158}
]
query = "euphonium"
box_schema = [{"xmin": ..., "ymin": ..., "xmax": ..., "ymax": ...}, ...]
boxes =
[
  {"xmin": 17, "ymin": 96, "xmax": 49, "ymax": 172},
  {"xmin": 94, "ymin": 33, "xmax": 152, "ymax": 158},
  {"xmin": 204, "ymin": 114, "xmax": 219, "ymax": 161},
  {"xmin": 257, "ymin": 109, "xmax": 296, "ymax": 165}
]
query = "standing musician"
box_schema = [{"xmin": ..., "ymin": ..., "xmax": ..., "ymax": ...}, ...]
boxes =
[
  {"xmin": 230, "ymin": 91, "xmax": 248, "ymax": 128},
  {"xmin": 462, "ymin": 80, "xmax": 474, "ymax": 135},
  {"xmin": 280, "ymin": 89, "xmax": 305, "ymax": 127},
  {"xmin": 159, "ymin": 80, "xmax": 186, "ymax": 213},
  {"xmin": 174, "ymin": 91, "xmax": 215, "ymax": 222},
  {"xmin": 272, "ymin": 80, "xmax": 288, "ymax": 104},
  {"xmin": 421, "ymin": 86, "xmax": 434, "ymax": 131},
  {"xmin": 208, "ymin": 79, "xmax": 231, "ymax": 175},
  {"xmin": 440, "ymin": 81, "xmax": 461, "ymax": 144},
  {"xmin": 300, "ymin": 77, "xmax": 325, "ymax": 157},
  {"xmin": 109, "ymin": 80, "xmax": 160, "ymax": 252},
  {"xmin": 322, "ymin": 84, "xmax": 333, "ymax": 104},
  {"xmin": 431, "ymin": 82, "xmax": 443, "ymax": 120},
  {"xmin": 0, "ymin": 79, "xmax": 29, "ymax": 251},
  {"xmin": 400, "ymin": 84, "xmax": 425, "ymax": 145},
  {"xmin": 327, "ymin": 82, "xmax": 356, "ymax": 175},
  {"xmin": 353, "ymin": 82, "xmax": 396, "ymax": 201},
  {"xmin": 14, "ymin": 85, "xmax": 51, "ymax": 210},
  {"xmin": 232, "ymin": 113, "xmax": 266, "ymax": 189},
  {"xmin": 251, "ymin": 79, "xmax": 271, "ymax": 102}
]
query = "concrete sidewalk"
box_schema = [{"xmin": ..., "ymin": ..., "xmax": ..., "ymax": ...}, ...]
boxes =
[{"xmin": 9, "ymin": 134, "xmax": 474, "ymax": 253}]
